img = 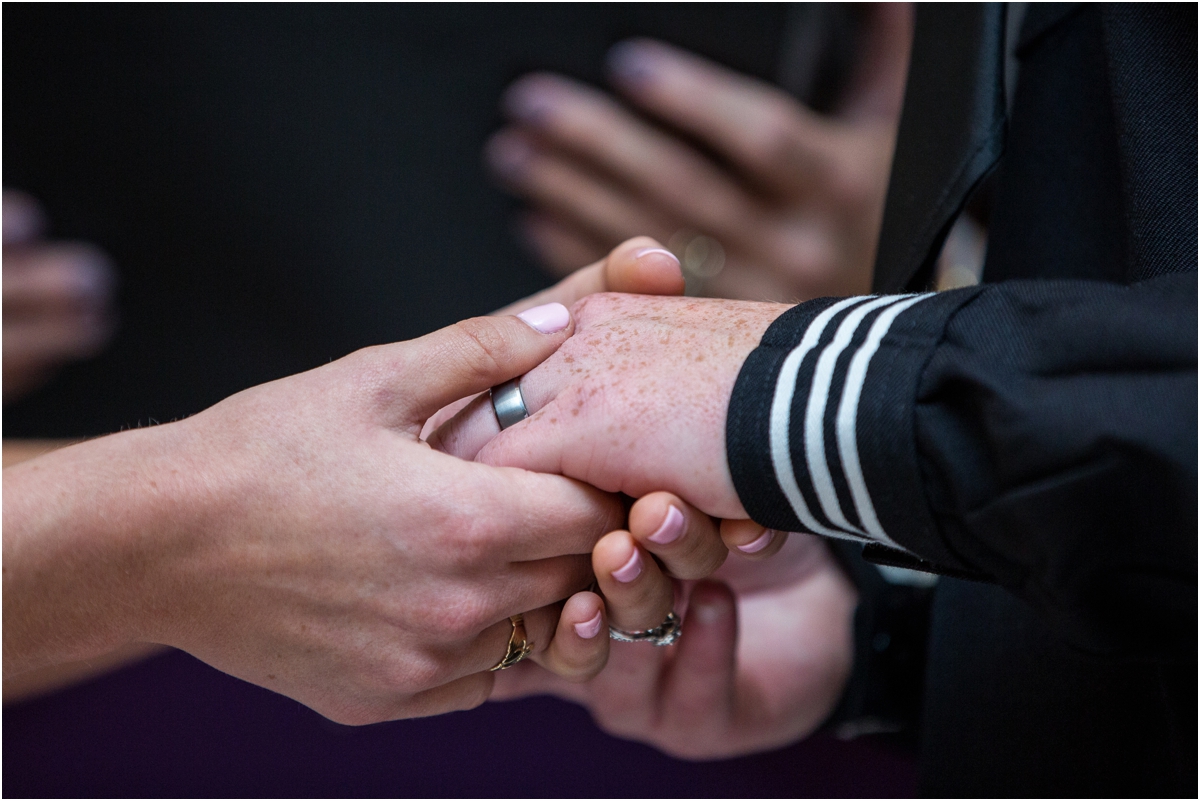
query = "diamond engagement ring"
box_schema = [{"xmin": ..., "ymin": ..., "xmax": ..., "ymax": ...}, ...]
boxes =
[{"xmin": 608, "ymin": 611, "xmax": 682, "ymax": 646}]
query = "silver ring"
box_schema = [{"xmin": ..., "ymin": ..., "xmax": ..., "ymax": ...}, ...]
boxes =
[
  {"xmin": 490, "ymin": 378, "xmax": 529, "ymax": 430},
  {"xmin": 609, "ymin": 611, "xmax": 682, "ymax": 647}
]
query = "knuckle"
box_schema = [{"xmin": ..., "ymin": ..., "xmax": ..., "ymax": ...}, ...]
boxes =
[
  {"xmin": 425, "ymin": 592, "xmax": 493, "ymax": 640},
  {"xmin": 440, "ymin": 514, "xmax": 498, "ymax": 571},
  {"xmin": 748, "ymin": 101, "xmax": 800, "ymax": 166},
  {"xmin": 389, "ymin": 651, "xmax": 446, "ymax": 692},
  {"xmin": 449, "ymin": 317, "xmax": 514, "ymax": 382},
  {"xmin": 323, "ymin": 705, "xmax": 381, "ymax": 727},
  {"xmin": 450, "ymin": 675, "xmax": 493, "ymax": 712}
]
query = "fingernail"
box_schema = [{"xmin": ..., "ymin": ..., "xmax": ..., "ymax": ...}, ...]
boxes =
[
  {"xmin": 633, "ymin": 247, "xmax": 680, "ymax": 266},
  {"xmin": 504, "ymin": 81, "xmax": 556, "ymax": 125},
  {"xmin": 517, "ymin": 302, "xmax": 570, "ymax": 333},
  {"xmin": 611, "ymin": 548, "xmax": 643, "ymax": 583},
  {"xmin": 607, "ymin": 41, "xmax": 659, "ymax": 88},
  {"xmin": 486, "ymin": 133, "xmax": 534, "ymax": 181},
  {"xmin": 647, "ymin": 504, "xmax": 685, "ymax": 545},
  {"xmin": 574, "ymin": 610, "xmax": 604, "ymax": 639},
  {"xmin": 737, "ymin": 529, "xmax": 775, "ymax": 554}
]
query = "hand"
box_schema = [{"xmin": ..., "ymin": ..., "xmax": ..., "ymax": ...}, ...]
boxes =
[
  {"xmin": 492, "ymin": 493, "xmax": 857, "ymax": 760},
  {"xmin": 486, "ymin": 6, "xmax": 911, "ymax": 301},
  {"xmin": 4, "ymin": 306, "xmax": 621, "ymax": 724},
  {"xmin": 3, "ymin": 190, "xmax": 117, "ymax": 403},
  {"xmin": 433, "ymin": 291, "xmax": 791, "ymax": 519},
  {"xmin": 422, "ymin": 236, "xmax": 685, "ymax": 439}
]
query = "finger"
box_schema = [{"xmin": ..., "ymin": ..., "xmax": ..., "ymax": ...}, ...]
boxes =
[
  {"xmin": 3, "ymin": 309, "xmax": 115, "ymax": 366},
  {"xmin": 2, "ymin": 245, "xmax": 115, "ymax": 313},
  {"xmin": 2, "ymin": 190, "xmax": 47, "ymax": 246},
  {"xmin": 489, "ymin": 658, "xmax": 591, "ymax": 703},
  {"xmin": 629, "ymin": 492, "xmax": 727, "ymax": 580},
  {"xmin": 419, "ymin": 391, "xmax": 482, "ymax": 442},
  {"xmin": 606, "ymin": 39, "xmax": 835, "ymax": 196},
  {"xmin": 490, "ymin": 235, "xmax": 683, "ymax": 317},
  {"xmin": 720, "ymin": 519, "xmax": 790, "ymax": 561},
  {"xmin": 660, "ymin": 580, "xmax": 737, "ymax": 732},
  {"xmin": 388, "ymin": 671, "xmax": 495, "ymax": 721},
  {"xmin": 379, "ymin": 305, "xmax": 574, "ymax": 426},
  {"xmin": 585, "ymin": 636, "xmax": 669, "ymax": 739},
  {"xmin": 531, "ymin": 590, "xmax": 610, "ymax": 682},
  {"xmin": 502, "ymin": 74, "xmax": 762, "ymax": 241},
  {"xmin": 488, "ymin": 128, "xmax": 677, "ymax": 246},
  {"xmin": 468, "ymin": 597, "xmax": 574, "ymax": 677},
  {"xmin": 594, "ymin": 530, "xmax": 674, "ymax": 633},
  {"xmin": 494, "ymin": 552, "xmax": 598, "ymax": 611},
  {"xmin": 486, "ymin": 469, "xmax": 625, "ymax": 561}
]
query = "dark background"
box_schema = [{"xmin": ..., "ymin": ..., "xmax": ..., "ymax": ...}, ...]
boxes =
[{"xmin": 4, "ymin": 4, "xmax": 913, "ymax": 795}]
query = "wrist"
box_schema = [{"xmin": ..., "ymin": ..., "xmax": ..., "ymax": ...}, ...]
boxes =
[{"xmin": 2, "ymin": 423, "xmax": 199, "ymax": 674}]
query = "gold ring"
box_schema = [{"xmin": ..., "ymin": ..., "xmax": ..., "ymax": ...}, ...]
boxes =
[{"xmin": 490, "ymin": 613, "xmax": 533, "ymax": 671}]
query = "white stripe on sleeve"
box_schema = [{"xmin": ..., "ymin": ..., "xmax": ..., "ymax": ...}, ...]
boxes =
[
  {"xmin": 835, "ymin": 294, "xmax": 932, "ymax": 550},
  {"xmin": 769, "ymin": 296, "xmax": 871, "ymax": 538},
  {"xmin": 803, "ymin": 295, "xmax": 915, "ymax": 535}
]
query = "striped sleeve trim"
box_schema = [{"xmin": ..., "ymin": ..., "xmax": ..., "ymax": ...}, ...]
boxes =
[{"xmin": 727, "ymin": 289, "xmax": 983, "ymax": 559}]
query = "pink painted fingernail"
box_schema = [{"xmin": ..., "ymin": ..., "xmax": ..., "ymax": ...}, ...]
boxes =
[
  {"xmin": 737, "ymin": 529, "xmax": 775, "ymax": 554},
  {"xmin": 517, "ymin": 302, "xmax": 570, "ymax": 333},
  {"xmin": 611, "ymin": 548, "xmax": 643, "ymax": 583},
  {"xmin": 574, "ymin": 610, "xmax": 604, "ymax": 639},
  {"xmin": 647, "ymin": 504, "xmax": 685, "ymax": 545},
  {"xmin": 633, "ymin": 247, "xmax": 680, "ymax": 265}
]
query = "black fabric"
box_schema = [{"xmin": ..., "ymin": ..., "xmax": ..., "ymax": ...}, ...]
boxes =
[
  {"xmin": 871, "ymin": 3, "xmax": 1007, "ymax": 294},
  {"xmin": 1101, "ymin": 3, "xmax": 1198, "ymax": 282},
  {"xmin": 725, "ymin": 3, "xmax": 1197, "ymax": 795},
  {"xmin": 911, "ymin": 273, "xmax": 1197, "ymax": 656},
  {"xmin": 985, "ymin": 2, "xmax": 1128, "ymax": 283},
  {"xmin": 821, "ymin": 541, "xmax": 934, "ymax": 747},
  {"xmin": 920, "ymin": 579, "xmax": 1197, "ymax": 797}
]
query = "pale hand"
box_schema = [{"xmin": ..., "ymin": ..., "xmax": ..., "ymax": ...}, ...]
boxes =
[
  {"xmin": 4, "ymin": 308, "xmax": 623, "ymax": 724},
  {"xmin": 434, "ymin": 292, "xmax": 791, "ymax": 520},
  {"xmin": 491, "ymin": 531, "xmax": 857, "ymax": 759}
]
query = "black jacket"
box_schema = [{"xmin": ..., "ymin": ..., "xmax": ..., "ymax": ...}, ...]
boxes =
[{"xmin": 726, "ymin": 4, "xmax": 1197, "ymax": 795}]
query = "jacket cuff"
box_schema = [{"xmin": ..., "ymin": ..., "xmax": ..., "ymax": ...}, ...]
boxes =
[{"xmin": 726, "ymin": 290, "xmax": 984, "ymax": 569}]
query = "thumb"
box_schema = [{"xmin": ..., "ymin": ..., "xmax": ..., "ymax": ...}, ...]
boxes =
[
  {"xmin": 397, "ymin": 303, "xmax": 573, "ymax": 424},
  {"xmin": 492, "ymin": 236, "xmax": 684, "ymax": 317}
]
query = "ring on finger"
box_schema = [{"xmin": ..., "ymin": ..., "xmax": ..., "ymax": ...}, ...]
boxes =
[
  {"xmin": 490, "ymin": 613, "xmax": 534, "ymax": 671},
  {"xmin": 609, "ymin": 610, "xmax": 681, "ymax": 647},
  {"xmin": 490, "ymin": 378, "xmax": 530, "ymax": 430}
]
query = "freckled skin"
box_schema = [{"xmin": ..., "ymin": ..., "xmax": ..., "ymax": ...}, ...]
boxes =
[{"xmin": 479, "ymin": 294, "xmax": 791, "ymax": 519}]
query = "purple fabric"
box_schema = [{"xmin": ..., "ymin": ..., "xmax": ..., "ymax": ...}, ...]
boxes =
[{"xmin": 4, "ymin": 649, "xmax": 915, "ymax": 797}]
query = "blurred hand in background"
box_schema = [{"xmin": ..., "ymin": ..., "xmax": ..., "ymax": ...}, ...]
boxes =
[
  {"xmin": 486, "ymin": 4, "xmax": 912, "ymax": 302},
  {"xmin": 3, "ymin": 190, "xmax": 116, "ymax": 403}
]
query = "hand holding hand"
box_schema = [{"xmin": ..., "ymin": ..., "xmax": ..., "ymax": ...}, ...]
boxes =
[
  {"xmin": 492, "ymin": 494, "xmax": 857, "ymax": 759},
  {"xmin": 4, "ymin": 305, "xmax": 620, "ymax": 724},
  {"xmin": 433, "ymin": 290, "xmax": 791, "ymax": 519}
]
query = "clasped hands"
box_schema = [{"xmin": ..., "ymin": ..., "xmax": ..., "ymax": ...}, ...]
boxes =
[
  {"xmin": 4, "ymin": 237, "xmax": 853, "ymax": 758},
  {"xmin": 423, "ymin": 237, "xmax": 856, "ymax": 758}
]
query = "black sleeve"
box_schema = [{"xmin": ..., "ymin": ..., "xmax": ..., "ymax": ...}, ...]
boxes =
[{"xmin": 726, "ymin": 272, "xmax": 1197, "ymax": 657}]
